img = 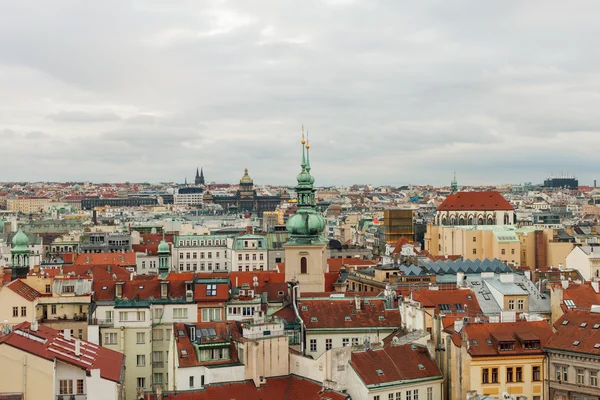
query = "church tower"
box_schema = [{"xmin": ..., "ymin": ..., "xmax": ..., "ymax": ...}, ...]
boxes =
[
  {"xmin": 11, "ymin": 228, "xmax": 30, "ymax": 280},
  {"xmin": 450, "ymin": 171, "xmax": 458, "ymax": 195},
  {"xmin": 284, "ymin": 127, "xmax": 328, "ymax": 293},
  {"xmin": 195, "ymin": 167, "xmax": 205, "ymax": 185},
  {"xmin": 157, "ymin": 228, "xmax": 171, "ymax": 278}
]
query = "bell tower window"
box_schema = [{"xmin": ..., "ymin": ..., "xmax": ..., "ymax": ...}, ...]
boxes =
[{"xmin": 300, "ymin": 257, "xmax": 307, "ymax": 274}]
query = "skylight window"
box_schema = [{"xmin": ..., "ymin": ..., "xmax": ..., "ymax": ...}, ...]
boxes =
[
  {"xmin": 595, "ymin": 343, "xmax": 600, "ymax": 349},
  {"xmin": 376, "ymin": 369, "xmax": 384, "ymax": 376},
  {"xmin": 562, "ymin": 320, "xmax": 569, "ymax": 326},
  {"xmin": 564, "ymin": 299, "xmax": 576, "ymax": 309},
  {"xmin": 573, "ymin": 341, "xmax": 580, "ymax": 346},
  {"xmin": 102, "ymin": 286, "xmax": 108, "ymax": 290},
  {"xmin": 472, "ymin": 339, "xmax": 479, "ymax": 346},
  {"xmin": 439, "ymin": 304, "xmax": 452, "ymax": 313},
  {"xmin": 418, "ymin": 364, "xmax": 425, "ymax": 370},
  {"xmin": 180, "ymin": 349, "xmax": 188, "ymax": 357},
  {"xmin": 311, "ymin": 317, "xmax": 317, "ymax": 322},
  {"xmin": 178, "ymin": 330, "xmax": 185, "ymax": 337},
  {"xmin": 594, "ymin": 324, "xmax": 600, "ymax": 330},
  {"xmin": 486, "ymin": 339, "xmax": 492, "ymax": 345},
  {"xmin": 301, "ymin": 306, "xmax": 308, "ymax": 311},
  {"xmin": 378, "ymin": 316, "xmax": 385, "ymax": 321},
  {"xmin": 345, "ymin": 316, "xmax": 351, "ymax": 321},
  {"xmin": 580, "ymin": 322, "xmax": 588, "ymax": 328}
]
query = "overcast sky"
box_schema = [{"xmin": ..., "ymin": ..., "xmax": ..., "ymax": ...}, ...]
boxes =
[{"xmin": 1, "ymin": 1, "xmax": 599, "ymax": 187}]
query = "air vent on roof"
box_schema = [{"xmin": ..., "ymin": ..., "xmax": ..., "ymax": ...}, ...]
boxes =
[
  {"xmin": 376, "ymin": 369, "xmax": 384, "ymax": 376},
  {"xmin": 378, "ymin": 316, "xmax": 385, "ymax": 321},
  {"xmin": 345, "ymin": 316, "xmax": 351, "ymax": 321},
  {"xmin": 595, "ymin": 343, "xmax": 600, "ymax": 349},
  {"xmin": 573, "ymin": 341, "xmax": 580, "ymax": 346},
  {"xmin": 311, "ymin": 317, "xmax": 317, "ymax": 322},
  {"xmin": 301, "ymin": 306, "xmax": 307, "ymax": 311},
  {"xmin": 562, "ymin": 320, "xmax": 569, "ymax": 325},
  {"xmin": 472, "ymin": 339, "xmax": 479, "ymax": 346}
]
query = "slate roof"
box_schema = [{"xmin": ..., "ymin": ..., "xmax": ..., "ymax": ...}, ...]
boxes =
[
  {"xmin": 546, "ymin": 310, "xmax": 600, "ymax": 356},
  {"xmin": 350, "ymin": 344, "xmax": 442, "ymax": 386},
  {"xmin": 419, "ymin": 258, "xmax": 511, "ymax": 275},
  {"xmin": 0, "ymin": 322, "xmax": 124, "ymax": 383},
  {"xmin": 437, "ymin": 191, "xmax": 514, "ymax": 211}
]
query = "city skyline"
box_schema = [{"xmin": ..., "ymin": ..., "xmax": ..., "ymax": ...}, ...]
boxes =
[{"xmin": 2, "ymin": 1, "xmax": 600, "ymax": 185}]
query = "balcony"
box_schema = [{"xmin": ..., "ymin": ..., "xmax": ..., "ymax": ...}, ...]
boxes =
[
  {"xmin": 56, "ymin": 394, "xmax": 86, "ymax": 400},
  {"xmin": 88, "ymin": 318, "xmax": 113, "ymax": 327}
]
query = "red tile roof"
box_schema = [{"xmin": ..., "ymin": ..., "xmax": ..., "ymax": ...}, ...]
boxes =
[
  {"xmin": 62, "ymin": 264, "xmax": 131, "ymax": 281},
  {"xmin": 562, "ymin": 283, "xmax": 600, "ymax": 310},
  {"xmin": 547, "ymin": 310, "xmax": 600, "ymax": 355},
  {"xmin": 463, "ymin": 321, "xmax": 553, "ymax": 357},
  {"xmin": 142, "ymin": 375, "xmax": 348, "ymax": 400},
  {"xmin": 0, "ymin": 322, "xmax": 124, "ymax": 383},
  {"xmin": 194, "ymin": 281, "xmax": 229, "ymax": 302},
  {"xmin": 229, "ymin": 270, "xmax": 286, "ymax": 288},
  {"xmin": 5, "ymin": 279, "xmax": 41, "ymax": 301},
  {"xmin": 298, "ymin": 298, "xmax": 400, "ymax": 330},
  {"xmin": 411, "ymin": 289, "xmax": 482, "ymax": 316},
  {"xmin": 174, "ymin": 322, "xmax": 239, "ymax": 368},
  {"xmin": 350, "ymin": 344, "xmax": 442, "ymax": 385},
  {"xmin": 73, "ymin": 252, "xmax": 137, "ymax": 266},
  {"xmin": 437, "ymin": 191, "xmax": 514, "ymax": 211}
]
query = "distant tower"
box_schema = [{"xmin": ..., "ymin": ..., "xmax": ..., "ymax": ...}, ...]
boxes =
[
  {"xmin": 157, "ymin": 228, "xmax": 171, "ymax": 277},
  {"xmin": 195, "ymin": 167, "xmax": 205, "ymax": 185},
  {"xmin": 284, "ymin": 127, "xmax": 327, "ymax": 294},
  {"xmin": 11, "ymin": 228, "xmax": 30, "ymax": 280},
  {"xmin": 451, "ymin": 171, "xmax": 458, "ymax": 195}
]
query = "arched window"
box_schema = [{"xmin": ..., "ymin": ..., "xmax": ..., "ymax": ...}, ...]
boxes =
[
  {"xmin": 504, "ymin": 214, "xmax": 510, "ymax": 225},
  {"xmin": 300, "ymin": 257, "xmax": 307, "ymax": 274},
  {"xmin": 441, "ymin": 218, "xmax": 447, "ymax": 226},
  {"xmin": 468, "ymin": 216, "xmax": 473, "ymax": 225},
  {"xmin": 459, "ymin": 217, "xmax": 465, "ymax": 226},
  {"xmin": 478, "ymin": 217, "xmax": 484, "ymax": 225}
]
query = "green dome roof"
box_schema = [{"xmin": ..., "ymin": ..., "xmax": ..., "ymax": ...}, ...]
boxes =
[
  {"xmin": 12, "ymin": 229, "xmax": 28, "ymax": 247},
  {"xmin": 286, "ymin": 212, "xmax": 326, "ymax": 237},
  {"xmin": 158, "ymin": 239, "xmax": 170, "ymax": 254}
]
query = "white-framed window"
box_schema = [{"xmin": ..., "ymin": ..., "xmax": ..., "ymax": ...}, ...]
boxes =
[
  {"xmin": 105, "ymin": 310, "xmax": 113, "ymax": 322},
  {"xmin": 310, "ymin": 339, "xmax": 317, "ymax": 352},
  {"xmin": 137, "ymin": 377, "xmax": 146, "ymax": 389},
  {"xmin": 352, "ymin": 337, "xmax": 359, "ymax": 346},
  {"xmin": 119, "ymin": 311, "xmax": 128, "ymax": 321},
  {"xmin": 590, "ymin": 370, "xmax": 598, "ymax": 386},
  {"xmin": 152, "ymin": 328, "xmax": 164, "ymax": 341},
  {"xmin": 104, "ymin": 332, "xmax": 117, "ymax": 345},
  {"xmin": 137, "ymin": 332, "xmax": 145, "ymax": 344},
  {"xmin": 202, "ymin": 308, "xmax": 222, "ymax": 322},
  {"xmin": 137, "ymin": 354, "xmax": 146, "ymax": 367},
  {"xmin": 173, "ymin": 308, "xmax": 188, "ymax": 319},
  {"xmin": 427, "ymin": 387, "xmax": 433, "ymax": 400},
  {"xmin": 59, "ymin": 380, "xmax": 74, "ymax": 394},
  {"xmin": 517, "ymin": 299, "xmax": 524, "ymax": 310},
  {"xmin": 508, "ymin": 300, "xmax": 515, "ymax": 310},
  {"xmin": 137, "ymin": 311, "xmax": 145, "ymax": 321},
  {"xmin": 325, "ymin": 338, "xmax": 332, "ymax": 350},
  {"xmin": 153, "ymin": 373, "xmax": 163, "ymax": 384},
  {"xmin": 189, "ymin": 376, "xmax": 194, "ymax": 388}
]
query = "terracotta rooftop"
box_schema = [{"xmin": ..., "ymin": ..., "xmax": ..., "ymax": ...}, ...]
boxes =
[
  {"xmin": 73, "ymin": 252, "xmax": 136, "ymax": 266},
  {"xmin": 298, "ymin": 298, "xmax": 400, "ymax": 330},
  {"xmin": 0, "ymin": 322, "xmax": 124, "ymax": 383},
  {"xmin": 547, "ymin": 309, "xmax": 600, "ymax": 356},
  {"xmin": 5, "ymin": 279, "xmax": 42, "ymax": 301},
  {"xmin": 437, "ymin": 191, "xmax": 514, "ymax": 211},
  {"xmin": 350, "ymin": 344, "xmax": 442, "ymax": 386},
  {"xmin": 142, "ymin": 375, "xmax": 348, "ymax": 400},
  {"xmin": 462, "ymin": 321, "xmax": 553, "ymax": 357},
  {"xmin": 411, "ymin": 288, "xmax": 482, "ymax": 316}
]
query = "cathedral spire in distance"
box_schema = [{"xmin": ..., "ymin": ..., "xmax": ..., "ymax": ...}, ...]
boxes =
[{"xmin": 451, "ymin": 171, "xmax": 458, "ymax": 194}]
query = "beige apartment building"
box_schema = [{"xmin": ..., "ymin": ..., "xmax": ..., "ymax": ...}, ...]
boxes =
[
  {"xmin": 425, "ymin": 225, "xmax": 573, "ymax": 269},
  {"xmin": 7, "ymin": 197, "xmax": 53, "ymax": 214}
]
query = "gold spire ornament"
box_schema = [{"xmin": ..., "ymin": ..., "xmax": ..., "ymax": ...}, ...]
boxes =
[{"xmin": 301, "ymin": 124, "xmax": 306, "ymax": 144}]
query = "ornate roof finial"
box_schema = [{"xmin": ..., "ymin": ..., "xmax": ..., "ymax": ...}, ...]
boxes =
[
  {"xmin": 305, "ymin": 130, "xmax": 311, "ymax": 172},
  {"xmin": 301, "ymin": 124, "xmax": 306, "ymax": 145},
  {"xmin": 301, "ymin": 125, "xmax": 306, "ymax": 169}
]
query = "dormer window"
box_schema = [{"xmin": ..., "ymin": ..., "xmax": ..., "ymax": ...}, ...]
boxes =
[
  {"xmin": 115, "ymin": 283, "xmax": 123, "ymax": 298},
  {"xmin": 160, "ymin": 282, "xmax": 168, "ymax": 299},
  {"xmin": 498, "ymin": 342, "xmax": 515, "ymax": 351},
  {"xmin": 523, "ymin": 340, "xmax": 540, "ymax": 350}
]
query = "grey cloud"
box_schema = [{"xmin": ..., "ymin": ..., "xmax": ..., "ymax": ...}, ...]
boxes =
[{"xmin": 48, "ymin": 111, "xmax": 122, "ymax": 123}]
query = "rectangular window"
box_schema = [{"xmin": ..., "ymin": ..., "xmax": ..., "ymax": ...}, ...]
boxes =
[
  {"xmin": 206, "ymin": 284, "xmax": 217, "ymax": 296},
  {"xmin": 427, "ymin": 388, "xmax": 433, "ymax": 400},
  {"xmin": 310, "ymin": 339, "xmax": 317, "ymax": 352},
  {"xmin": 137, "ymin": 311, "xmax": 145, "ymax": 321},
  {"xmin": 374, "ymin": 397, "xmax": 380, "ymax": 400},
  {"xmin": 77, "ymin": 379, "xmax": 84, "ymax": 394},
  {"xmin": 577, "ymin": 369, "xmax": 584, "ymax": 385},
  {"xmin": 104, "ymin": 332, "xmax": 117, "ymax": 345},
  {"xmin": 137, "ymin": 377, "xmax": 145, "ymax": 389},
  {"xmin": 153, "ymin": 373, "xmax": 163, "ymax": 384},
  {"xmin": 342, "ymin": 338, "xmax": 349, "ymax": 347},
  {"xmin": 51, "ymin": 304, "xmax": 57, "ymax": 314},
  {"xmin": 119, "ymin": 311, "xmax": 128, "ymax": 321},
  {"xmin": 153, "ymin": 328, "xmax": 164, "ymax": 341},
  {"xmin": 413, "ymin": 390, "xmax": 418, "ymax": 400},
  {"xmin": 508, "ymin": 300, "xmax": 515, "ymax": 310},
  {"xmin": 202, "ymin": 308, "xmax": 222, "ymax": 322},
  {"xmin": 238, "ymin": 254, "xmax": 242, "ymax": 261},
  {"xmin": 506, "ymin": 367, "xmax": 513, "ymax": 382},
  {"xmin": 12, "ymin": 307, "xmax": 18, "ymax": 317},
  {"xmin": 563, "ymin": 366, "xmax": 568, "ymax": 382},
  {"xmin": 59, "ymin": 380, "xmax": 73, "ymax": 394},
  {"xmin": 189, "ymin": 376, "xmax": 194, "ymax": 388},
  {"xmin": 173, "ymin": 308, "xmax": 188, "ymax": 319},
  {"xmin": 511, "ymin": 248, "xmax": 515, "ymax": 255},
  {"xmin": 45, "ymin": 284, "xmax": 51, "ymax": 293},
  {"xmin": 517, "ymin": 299, "xmax": 524, "ymax": 310},
  {"xmin": 472, "ymin": 249, "xmax": 476, "ymax": 255},
  {"xmin": 590, "ymin": 370, "xmax": 598, "ymax": 387},
  {"xmin": 352, "ymin": 337, "xmax": 359, "ymax": 346},
  {"xmin": 555, "ymin": 365, "xmax": 562, "ymax": 381},
  {"xmin": 532, "ymin": 365, "xmax": 540, "ymax": 381},
  {"xmin": 78, "ymin": 329, "xmax": 83, "ymax": 339},
  {"xmin": 397, "ymin": 392, "xmax": 401, "ymax": 400},
  {"xmin": 491, "ymin": 368, "xmax": 498, "ymax": 383},
  {"xmin": 501, "ymin": 249, "xmax": 506, "ymax": 255},
  {"xmin": 137, "ymin": 354, "xmax": 146, "ymax": 367},
  {"xmin": 516, "ymin": 366, "xmax": 522, "ymax": 382},
  {"xmin": 21, "ymin": 306, "xmax": 26, "ymax": 317},
  {"xmin": 325, "ymin": 338, "xmax": 332, "ymax": 350},
  {"xmin": 482, "ymin": 368, "xmax": 489, "ymax": 384},
  {"xmin": 137, "ymin": 332, "xmax": 145, "ymax": 344},
  {"xmin": 153, "ymin": 351, "xmax": 163, "ymax": 365},
  {"xmin": 406, "ymin": 391, "xmax": 412, "ymax": 400},
  {"xmin": 389, "ymin": 394, "xmax": 394, "ymax": 400}
]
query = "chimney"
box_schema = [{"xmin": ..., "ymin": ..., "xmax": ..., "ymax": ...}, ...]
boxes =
[
  {"xmin": 355, "ymin": 295, "xmax": 361, "ymax": 311},
  {"xmin": 75, "ymin": 339, "xmax": 81, "ymax": 356},
  {"xmin": 592, "ymin": 280, "xmax": 599, "ymax": 294},
  {"xmin": 64, "ymin": 329, "xmax": 71, "ymax": 341},
  {"xmin": 561, "ymin": 280, "xmax": 569, "ymax": 290},
  {"xmin": 31, "ymin": 319, "xmax": 38, "ymax": 332},
  {"xmin": 457, "ymin": 272, "xmax": 465, "ymax": 288}
]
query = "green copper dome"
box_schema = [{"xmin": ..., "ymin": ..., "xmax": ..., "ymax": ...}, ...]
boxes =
[
  {"xmin": 158, "ymin": 239, "xmax": 169, "ymax": 254},
  {"xmin": 12, "ymin": 228, "xmax": 29, "ymax": 250},
  {"xmin": 286, "ymin": 212, "xmax": 326, "ymax": 236}
]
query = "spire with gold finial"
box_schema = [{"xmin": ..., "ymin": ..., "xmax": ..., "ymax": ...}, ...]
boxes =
[
  {"xmin": 305, "ymin": 130, "xmax": 311, "ymax": 173},
  {"xmin": 301, "ymin": 124, "xmax": 307, "ymax": 169}
]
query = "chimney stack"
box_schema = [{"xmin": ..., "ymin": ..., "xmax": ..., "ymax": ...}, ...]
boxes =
[
  {"xmin": 75, "ymin": 339, "xmax": 81, "ymax": 356},
  {"xmin": 355, "ymin": 295, "xmax": 361, "ymax": 311},
  {"xmin": 64, "ymin": 329, "xmax": 71, "ymax": 341}
]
